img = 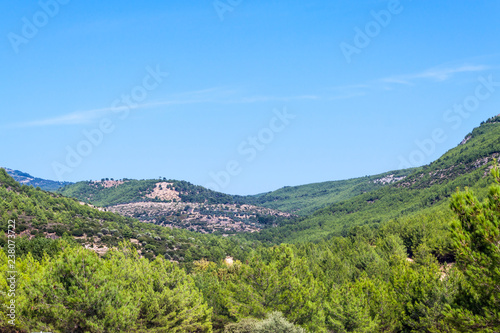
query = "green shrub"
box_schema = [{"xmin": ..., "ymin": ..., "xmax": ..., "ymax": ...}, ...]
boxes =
[
  {"xmin": 224, "ymin": 312, "xmax": 306, "ymax": 333},
  {"xmin": 72, "ymin": 229, "xmax": 84, "ymax": 237}
]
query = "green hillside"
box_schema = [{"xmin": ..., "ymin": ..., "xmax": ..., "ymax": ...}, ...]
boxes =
[
  {"xmin": 57, "ymin": 179, "xmax": 293, "ymax": 234},
  {"xmin": 57, "ymin": 168, "xmax": 414, "ymax": 218},
  {"xmin": 0, "ymin": 169, "xmax": 259, "ymax": 268},
  {"xmin": 242, "ymin": 169, "xmax": 416, "ymax": 216},
  {"xmin": 58, "ymin": 178, "xmax": 238, "ymax": 207},
  {"xmin": 2, "ymin": 117, "xmax": 500, "ymax": 332},
  {"xmin": 3, "ymin": 165, "xmax": 500, "ymax": 332},
  {"xmin": 56, "ymin": 167, "xmax": 416, "ymax": 234},
  {"xmin": 248, "ymin": 116, "xmax": 500, "ymax": 245}
]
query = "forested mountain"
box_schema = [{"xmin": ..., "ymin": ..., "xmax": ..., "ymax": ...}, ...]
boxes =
[
  {"xmin": 4, "ymin": 168, "xmax": 72, "ymax": 191},
  {"xmin": 241, "ymin": 168, "xmax": 416, "ymax": 216},
  {"xmin": 2, "ymin": 163, "xmax": 500, "ymax": 331},
  {"xmin": 247, "ymin": 116, "xmax": 500, "ymax": 245},
  {"xmin": 57, "ymin": 179, "xmax": 292, "ymax": 234},
  {"xmin": 58, "ymin": 178, "xmax": 237, "ymax": 207},
  {"xmin": 2, "ymin": 116, "xmax": 500, "ymax": 332},
  {"xmin": 0, "ymin": 169, "xmax": 259, "ymax": 267},
  {"xmin": 56, "ymin": 168, "xmax": 411, "ymax": 234},
  {"xmin": 57, "ymin": 167, "xmax": 414, "ymax": 218}
]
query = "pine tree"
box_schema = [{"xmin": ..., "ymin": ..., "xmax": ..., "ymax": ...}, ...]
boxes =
[{"xmin": 445, "ymin": 164, "xmax": 500, "ymax": 331}]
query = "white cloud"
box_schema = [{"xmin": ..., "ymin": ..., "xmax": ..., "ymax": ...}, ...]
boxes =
[
  {"xmin": 11, "ymin": 87, "xmax": 322, "ymax": 128},
  {"xmin": 381, "ymin": 64, "xmax": 490, "ymax": 85},
  {"xmin": 15, "ymin": 108, "xmax": 111, "ymax": 127},
  {"xmin": 330, "ymin": 63, "xmax": 491, "ymax": 97},
  {"xmin": 17, "ymin": 63, "xmax": 488, "ymax": 128}
]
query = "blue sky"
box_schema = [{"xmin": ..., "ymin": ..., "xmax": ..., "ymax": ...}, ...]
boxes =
[{"xmin": 1, "ymin": 0, "xmax": 500, "ymax": 195}]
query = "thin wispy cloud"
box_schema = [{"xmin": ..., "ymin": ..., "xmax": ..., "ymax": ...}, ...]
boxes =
[
  {"xmin": 380, "ymin": 64, "xmax": 490, "ymax": 85},
  {"xmin": 14, "ymin": 108, "xmax": 113, "ymax": 127},
  {"xmin": 168, "ymin": 87, "xmax": 320, "ymax": 104},
  {"xmin": 331, "ymin": 63, "xmax": 492, "ymax": 96},
  {"xmin": 11, "ymin": 99, "xmax": 207, "ymax": 128},
  {"xmin": 17, "ymin": 62, "xmax": 486, "ymax": 129},
  {"xmin": 12, "ymin": 104, "xmax": 146, "ymax": 128},
  {"xmin": 10, "ymin": 88, "xmax": 322, "ymax": 128},
  {"xmin": 11, "ymin": 63, "xmax": 493, "ymax": 129}
]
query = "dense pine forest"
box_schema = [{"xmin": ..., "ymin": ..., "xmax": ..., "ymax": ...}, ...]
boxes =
[{"xmin": 2, "ymin": 116, "xmax": 500, "ymax": 332}]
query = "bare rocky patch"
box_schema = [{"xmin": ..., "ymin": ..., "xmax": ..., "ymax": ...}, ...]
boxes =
[
  {"xmin": 146, "ymin": 182, "xmax": 181, "ymax": 201},
  {"xmin": 107, "ymin": 201, "xmax": 292, "ymax": 234},
  {"xmin": 92, "ymin": 180, "xmax": 125, "ymax": 188},
  {"xmin": 397, "ymin": 153, "xmax": 500, "ymax": 188},
  {"xmin": 373, "ymin": 174, "xmax": 406, "ymax": 185}
]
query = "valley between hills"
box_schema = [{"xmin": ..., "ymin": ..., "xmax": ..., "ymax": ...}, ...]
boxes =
[{"xmin": 2, "ymin": 115, "xmax": 500, "ymax": 332}]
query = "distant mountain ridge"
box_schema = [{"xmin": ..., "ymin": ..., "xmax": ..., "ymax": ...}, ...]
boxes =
[
  {"xmin": 11, "ymin": 115, "xmax": 500, "ymax": 241},
  {"xmin": 56, "ymin": 170, "xmax": 411, "ymax": 234},
  {"xmin": 4, "ymin": 168, "xmax": 73, "ymax": 191}
]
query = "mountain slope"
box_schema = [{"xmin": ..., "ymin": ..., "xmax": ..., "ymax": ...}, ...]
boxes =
[
  {"xmin": 58, "ymin": 179, "xmax": 238, "ymax": 207},
  {"xmin": 4, "ymin": 168, "xmax": 72, "ymax": 191},
  {"xmin": 242, "ymin": 169, "xmax": 416, "ymax": 216},
  {"xmin": 0, "ymin": 169, "xmax": 258, "ymax": 266},
  {"xmin": 56, "ymin": 168, "xmax": 414, "ymax": 234},
  {"xmin": 249, "ymin": 115, "xmax": 500, "ymax": 244},
  {"xmin": 58, "ymin": 179, "xmax": 292, "ymax": 234},
  {"xmin": 56, "ymin": 170, "xmax": 415, "ymax": 234}
]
